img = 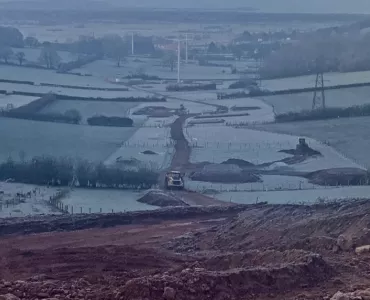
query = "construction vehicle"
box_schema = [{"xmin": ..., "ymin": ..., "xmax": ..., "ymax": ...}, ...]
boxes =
[{"xmin": 165, "ymin": 171, "xmax": 184, "ymax": 190}]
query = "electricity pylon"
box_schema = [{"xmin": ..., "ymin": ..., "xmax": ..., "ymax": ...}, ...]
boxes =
[
  {"xmin": 312, "ymin": 57, "xmax": 326, "ymax": 110},
  {"xmin": 312, "ymin": 72, "xmax": 326, "ymax": 110}
]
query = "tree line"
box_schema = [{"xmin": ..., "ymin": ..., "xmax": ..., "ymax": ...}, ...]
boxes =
[
  {"xmin": 0, "ymin": 156, "xmax": 158, "ymax": 189},
  {"xmin": 0, "ymin": 26, "xmax": 156, "ymax": 70}
]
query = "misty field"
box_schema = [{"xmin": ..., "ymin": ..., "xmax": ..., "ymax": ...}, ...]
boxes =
[
  {"xmin": 76, "ymin": 57, "xmax": 240, "ymax": 81},
  {"xmin": 41, "ymin": 100, "xmax": 142, "ymax": 124},
  {"xmin": 0, "ymin": 118, "xmax": 137, "ymax": 163},
  {"xmin": 258, "ymin": 86, "xmax": 370, "ymax": 114},
  {"xmin": 262, "ymin": 70, "xmax": 370, "ymax": 92},
  {"xmin": 254, "ymin": 116, "xmax": 370, "ymax": 168}
]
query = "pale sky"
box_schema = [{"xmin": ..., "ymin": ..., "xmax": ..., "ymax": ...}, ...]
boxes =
[{"xmin": 0, "ymin": 0, "xmax": 369, "ymax": 14}]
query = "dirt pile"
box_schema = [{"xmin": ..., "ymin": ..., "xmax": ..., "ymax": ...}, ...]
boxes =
[
  {"xmin": 221, "ymin": 158, "xmax": 255, "ymax": 167},
  {"xmin": 190, "ymin": 163, "xmax": 260, "ymax": 183},
  {"xmin": 0, "ymin": 205, "xmax": 248, "ymax": 236},
  {"xmin": 137, "ymin": 190, "xmax": 189, "ymax": 207},
  {"xmin": 119, "ymin": 251, "xmax": 331, "ymax": 300},
  {"xmin": 331, "ymin": 288, "xmax": 370, "ymax": 300},
  {"xmin": 169, "ymin": 200, "xmax": 370, "ymax": 253},
  {"xmin": 132, "ymin": 106, "xmax": 177, "ymax": 117},
  {"xmin": 307, "ymin": 168, "xmax": 369, "ymax": 186}
]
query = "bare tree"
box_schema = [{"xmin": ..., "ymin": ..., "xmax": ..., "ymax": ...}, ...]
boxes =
[
  {"xmin": 0, "ymin": 47, "xmax": 14, "ymax": 64},
  {"xmin": 24, "ymin": 36, "xmax": 39, "ymax": 48},
  {"xmin": 15, "ymin": 51, "xmax": 25, "ymax": 65},
  {"xmin": 101, "ymin": 35, "xmax": 128, "ymax": 67},
  {"xmin": 38, "ymin": 44, "xmax": 61, "ymax": 69},
  {"xmin": 162, "ymin": 52, "xmax": 177, "ymax": 72}
]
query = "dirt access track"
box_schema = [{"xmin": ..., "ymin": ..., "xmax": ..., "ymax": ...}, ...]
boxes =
[
  {"xmin": 2, "ymin": 199, "xmax": 370, "ymax": 299},
  {"xmin": 160, "ymin": 115, "xmax": 227, "ymax": 206}
]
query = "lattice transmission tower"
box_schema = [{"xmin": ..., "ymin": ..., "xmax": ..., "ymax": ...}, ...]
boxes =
[
  {"xmin": 312, "ymin": 71, "xmax": 326, "ymax": 110},
  {"xmin": 312, "ymin": 57, "xmax": 326, "ymax": 110}
]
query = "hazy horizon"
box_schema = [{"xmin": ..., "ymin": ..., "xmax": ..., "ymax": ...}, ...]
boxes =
[{"xmin": 0, "ymin": 0, "xmax": 369, "ymax": 14}]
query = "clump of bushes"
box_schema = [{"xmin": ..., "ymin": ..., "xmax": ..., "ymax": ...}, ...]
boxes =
[
  {"xmin": 0, "ymin": 156, "xmax": 158, "ymax": 189},
  {"xmin": 125, "ymin": 73, "xmax": 160, "ymax": 80},
  {"xmin": 166, "ymin": 83, "xmax": 216, "ymax": 92},
  {"xmin": 87, "ymin": 115, "xmax": 134, "ymax": 127},
  {"xmin": 12, "ymin": 94, "xmax": 57, "ymax": 113},
  {"xmin": 228, "ymin": 80, "xmax": 257, "ymax": 89},
  {"xmin": 57, "ymin": 54, "xmax": 100, "ymax": 73},
  {"xmin": 276, "ymin": 104, "xmax": 370, "ymax": 123},
  {"xmin": 217, "ymin": 91, "xmax": 249, "ymax": 99},
  {"xmin": 3, "ymin": 110, "xmax": 82, "ymax": 124}
]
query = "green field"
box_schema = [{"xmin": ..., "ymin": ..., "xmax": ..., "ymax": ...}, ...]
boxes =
[{"xmin": 0, "ymin": 118, "xmax": 137, "ymax": 162}]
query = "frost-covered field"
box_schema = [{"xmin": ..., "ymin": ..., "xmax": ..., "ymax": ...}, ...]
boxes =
[
  {"xmin": 0, "ymin": 82, "xmax": 151, "ymax": 98},
  {"xmin": 262, "ymin": 71, "xmax": 370, "ymax": 91},
  {"xmin": 185, "ymin": 125, "xmax": 362, "ymax": 171},
  {"xmin": 0, "ymin": 118, "xmax": 137, "ymax": 163},
  {"xmin": 259, "ymin": 86, "xmax": 370, "ymax": 114},
  {"xmin": 201, "ymin": 97, "xmax": 275, "ymax": 124},
  {"xmin": 185, "ymin": 175, "xmax": 322, "ymax": 193},
  {"xmin": 41, "ymin": 100, "xmax": 144, "ymax": 124},
  {"xmin": 61, "ymin": 189, "xmax": 157, "ymax": 214},
  {"xmin": 10, "ymin": 47, "xmax": 78, "ymax": 64},
  {"xmin": 0, "ymin": 94, "xmax": 38, "ymax": 109},
  {"xmin": 0, "ymin": 65, "xmax": 118, "ymax": 88},
  {"xmin": 105, "ymin": 118, "xmax": 173, "ymax": 170},
  {"xmin": 76, "ymin": 58, "xmax": 240, "ymax": 81},
  {"xmin": 215, "ymin": 186, "xmax": 370, "ymax": 205},
  {"xmin": 254, "ymin": 117, "xmax": 370, "ymax": 168},
  {"xmin": 0, "ymin": 182, "xmax": 59, "ymax": 218}
]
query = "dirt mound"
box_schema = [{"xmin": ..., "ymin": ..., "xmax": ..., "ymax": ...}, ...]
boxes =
[
  {"xmin": 133, "ymin": 106, "xmax": 176, "ymax": 117},
  {"xmin": 307, "ymin": 168, "xmax": 369, "ymax": 186},
  {"xmin": 190, "ymin": 164, "xmax": 261, "ymax": 183},
  {"xmin": 280, "ymin": 142, "xmax": 321, "ymax": 157},
  {"xmin": 119, "ymin": 252, "xmax": 331, "ymax": 300},
  {"xmin": 331, "ymin": 288, "xmax": 370, "ymax": 300},
  {"xmin": 221, "ymin": 158, "xmax": 255, "ymax": 167},
  {"xmin": 137, "ymin": 190, "xmax": 189, "ymax": 207},
  {"xmin": 0, "ymin": 205, "xmax": 248, "ymax": 236},
  {"xmin": 170, "ymin": 200, "xmax": 370, "ymax": 253},
  {"xmin": 141, "ymin": 150, "xmax": 158, "ymax": 155}
]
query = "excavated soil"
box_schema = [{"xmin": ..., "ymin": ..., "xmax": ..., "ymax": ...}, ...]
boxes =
[
  {"xmin": 137, "ymin": 190, "xmax": 189, "ymax": 207},
  {"xmin": 1, "ymin": 200, "xmax": 370, "ymax": 299}
]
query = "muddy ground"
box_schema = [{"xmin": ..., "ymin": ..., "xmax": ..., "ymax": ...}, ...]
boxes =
[{"xmin": 1, "ymin": 200, "xmax": 370, "ymax": 299}]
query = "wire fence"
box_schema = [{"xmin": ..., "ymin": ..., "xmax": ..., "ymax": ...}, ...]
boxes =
[{"xmin": 187, "ymin": 181, "xmax": 368, "ymax": 194}]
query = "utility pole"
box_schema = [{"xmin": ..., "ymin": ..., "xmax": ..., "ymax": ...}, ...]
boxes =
[
  {"xmin": 131, "ymin": 32, "xmax": 135, "ymax": 56},
  {"xmin": 177, "ymin": 39, "xmax": 181, "ymax": 83},
  {"xmin": 167, "ymin": 36, "xmax": 187, "ymax": 83}
]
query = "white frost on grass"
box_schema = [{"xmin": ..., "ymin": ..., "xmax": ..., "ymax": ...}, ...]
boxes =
[
  {"xmin": 215, "ymin": 186, "xmax": 370, "ymax": 205},
  {"xmin": 0, "ymin": 82, "xmax": 152, "ymax": 99},
  {"xmin": 0, "ymin": 118, "xmax": 138, "ymax": 163},
  {"xmin": 258, "ymin": 86, "xmax": 370, "ymax": 114},
  {"xmin": 185, "ymin": 175, "xmax": 322, "ymax": 193},
  {"xmin": 201, "ymin": 97, "xmax": 275, "ymax": 125},
  {"xmin": 0, "ymin": 65, "xmax": 120, "ymax": 88},
  {"xmin": 104, "ymin": 118, "xmax": 174, "ymax": 170},
  {"xmin": 185, "ymin": 125, "xmax": 363, "ymax": 171},
  {"xmin": 262, "ymin": 70, "xmax": 370, "ymax": 92},
  {"xmin": 0, "ymin": 94, "xmax": 38, "ymax": 110},
  {"xmin": 41, "ymin": 100, "xmax": 143, "ymax": 124},
  {"xmin": 61, "ymin": 189, "xmax": 157, "ymax": 214},
  {"xmin": 0, "ymin": 182, "xmax": 60, "ymax": 218}
]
